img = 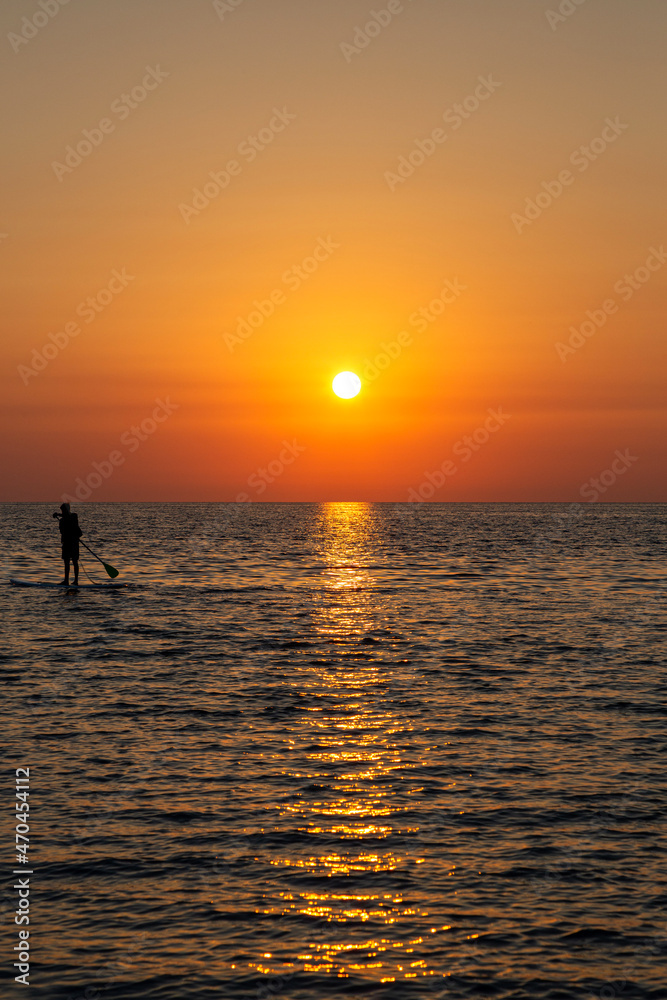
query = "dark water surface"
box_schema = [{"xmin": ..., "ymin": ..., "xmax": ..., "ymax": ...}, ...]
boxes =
[{"xmin": 1, "ymin": 503, "xmax": 666, "ymax": 999}]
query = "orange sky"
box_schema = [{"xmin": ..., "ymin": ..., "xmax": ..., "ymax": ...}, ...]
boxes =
[{"xmin": 2, "ymin": 0, "xmax": 665, "ymax": 501}]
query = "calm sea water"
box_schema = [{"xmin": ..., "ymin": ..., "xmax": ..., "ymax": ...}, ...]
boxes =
[{"xmin": 1, "ymin": 502, "xmax": 666, "ymax": 1000}]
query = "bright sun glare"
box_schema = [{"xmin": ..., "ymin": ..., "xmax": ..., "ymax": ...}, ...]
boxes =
[{"xmin": 332, "ymin": 371, "xmax": 361, "ymax": 399}]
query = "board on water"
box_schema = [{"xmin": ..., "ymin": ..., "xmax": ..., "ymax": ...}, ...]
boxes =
[{"xmin": 9, "ymin": 579, "xmax": 126, "ymax": 590}]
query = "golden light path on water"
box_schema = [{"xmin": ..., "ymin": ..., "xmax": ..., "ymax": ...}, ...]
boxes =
[{"xmin": 250, "ymin": 503, "xmax": 448, "ymax": 985}]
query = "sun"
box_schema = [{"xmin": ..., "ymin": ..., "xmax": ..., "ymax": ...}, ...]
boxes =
[{"xmin": 332, "ymin": 371, "xmax": 361, "ymax": 399}]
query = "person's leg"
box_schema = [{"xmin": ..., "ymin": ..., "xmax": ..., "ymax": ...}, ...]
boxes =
[
  {"xmin": 72, "ymin": 557, "xmax": 79, "ymax": 586},
  {"xmin": 61, "ymin": 556, "xmax": 70, "ymax": 584}
]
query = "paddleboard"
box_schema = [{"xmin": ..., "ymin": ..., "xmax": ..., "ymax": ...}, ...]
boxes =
[{"xmin": 9, "ymin": 579, "xmax": 125, "ymax": 590}]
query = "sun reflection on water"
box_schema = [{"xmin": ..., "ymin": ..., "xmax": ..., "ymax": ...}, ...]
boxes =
[{"xmin": 252, "ymin": 503, "xmax": 442, "ymax": 983}]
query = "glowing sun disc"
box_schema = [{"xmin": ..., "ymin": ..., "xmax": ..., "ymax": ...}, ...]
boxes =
[{"xmin": 332, "ymin": 371, "xmax": 361, "ymax": 399}]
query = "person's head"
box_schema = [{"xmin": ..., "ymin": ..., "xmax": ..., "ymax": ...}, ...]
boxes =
[{"xmin": 60, "ymin": 502, "xmax": 70, "ymax": 515}]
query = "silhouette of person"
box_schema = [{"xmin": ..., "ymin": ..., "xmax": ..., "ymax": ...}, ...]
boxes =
[{"xmin": 57, "ymin": 502, "xmax": 82, "ymax": 585}]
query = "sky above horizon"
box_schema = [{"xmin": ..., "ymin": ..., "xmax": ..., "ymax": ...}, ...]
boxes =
[{"xmin": 2, "ymin": 0, "xmax": 665, "ymax": 502}]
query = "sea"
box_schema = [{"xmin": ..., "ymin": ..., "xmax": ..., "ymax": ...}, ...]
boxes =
[{"xmin": 1, "ymin": 502, "xmax": 666, "ymax": 1000}]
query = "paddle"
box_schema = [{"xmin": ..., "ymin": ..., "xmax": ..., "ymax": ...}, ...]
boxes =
[{"xmin": 80, "ymin": 541, "xmax": 119, "ymax": 578}]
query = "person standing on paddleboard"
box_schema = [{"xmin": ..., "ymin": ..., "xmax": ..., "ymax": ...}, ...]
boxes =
[{"xmin": 54, "ymin": 502, "xmax": 82, "ymax": 586}]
